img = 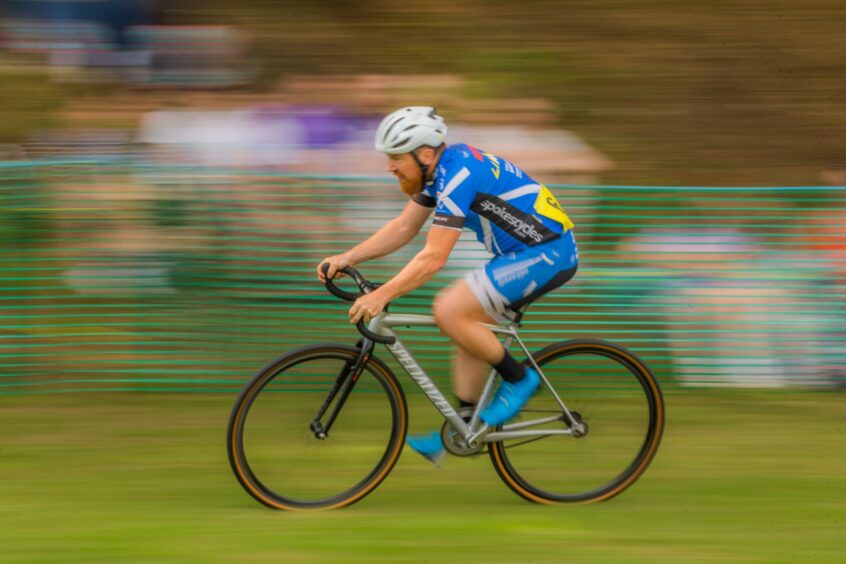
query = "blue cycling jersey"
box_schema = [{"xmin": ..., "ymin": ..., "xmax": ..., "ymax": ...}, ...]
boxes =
[{"xmin": 412, "ymin": 143, "xmax": 575, "ymax": 255}]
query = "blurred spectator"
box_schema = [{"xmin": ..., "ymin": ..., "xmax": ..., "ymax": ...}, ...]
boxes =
[
  {"xmin": 820, "ymin": 166, "xmax": 846, "ymax": 186},
  {"xmin": 125, "ymin": 25, "xmax": 248, "ymax": 87},
  {"xmin": 23, "ymin": 129, "xmax": 132, "ymax": 159},
  {"xmin": 0, "ymin": 0, "xmax": 157, "ymax": 74},
  {"xmin": 137, "ymin": 108, "xmax": 308, "ymax": 167},
  {"xmin": 618, "ymin": 228, "xmax": 839, "ymax": 388},
  {"xmin": 446, "ymin": 124, "xmax": 612, "ymax": 183},
  {"xmin": 1, "ymin": 1, "xmax": 247, "ymax": 86},
  {"xmin": 134, "ymin": 99, "xmax": 612, "ymax": 178},
  {"xmin": 1, "ymin": 0, "xmax": 158, "ymax": 49}
]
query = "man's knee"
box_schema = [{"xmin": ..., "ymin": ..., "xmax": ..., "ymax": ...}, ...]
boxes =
[
  {"xmin": 436, "ymin": 281, "xmax": 494, "ymax": 328},
  {"xmin": 432, "ymin": 290, "xmax": 453, "ymax": 330}
]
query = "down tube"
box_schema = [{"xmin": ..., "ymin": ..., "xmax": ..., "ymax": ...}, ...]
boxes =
[{"xmin": 382, "ymin": 334, "xmax": 469, "ymax": 433}]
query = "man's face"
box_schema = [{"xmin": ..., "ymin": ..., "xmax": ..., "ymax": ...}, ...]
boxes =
[{"xmin": 386, "ymin": 152, "xmax": 423, "ymax": 197}]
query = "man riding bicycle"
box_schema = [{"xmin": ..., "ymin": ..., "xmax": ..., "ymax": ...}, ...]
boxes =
[{"xmin": 317, "ymin": 106, "xmax": 579, "ymax": 464}]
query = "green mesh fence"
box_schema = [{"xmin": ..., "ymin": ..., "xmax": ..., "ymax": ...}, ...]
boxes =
[{"xmin": 1, "ymin": 159, "xmax": 845, "ymax": 394}]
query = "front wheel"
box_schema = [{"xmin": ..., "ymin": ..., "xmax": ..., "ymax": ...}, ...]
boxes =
[
  {"xmin": 227, "ymin": 344, "xmax": 407, "ymax": 510},
  {"xmin": 489, "ymin": 339, "xmax": 664, "ymax": 504}
]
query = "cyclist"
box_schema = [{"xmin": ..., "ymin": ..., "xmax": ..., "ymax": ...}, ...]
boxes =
[{"xmin": 317, "ymin": 106, "xmax": 578, "ymax": 464}]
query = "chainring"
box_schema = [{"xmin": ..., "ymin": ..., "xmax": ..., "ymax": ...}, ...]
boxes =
[{"xmin": 440, "ymin": 407, "xmax": 485, "ymax": 456}]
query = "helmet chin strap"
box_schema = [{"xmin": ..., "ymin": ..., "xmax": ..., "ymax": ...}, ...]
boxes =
[
  {"xmin": 408, "ymin": 150, "xmax": 430, "ymax": 193},
  {"xmin": 409, "ymin": 146, "xmax": 443, "ymax": 192}
]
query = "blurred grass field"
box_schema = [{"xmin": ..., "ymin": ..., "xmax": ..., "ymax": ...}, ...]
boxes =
[{"xmin": 0, "ymin": 389, "xmax": 843, "ymax": 562}]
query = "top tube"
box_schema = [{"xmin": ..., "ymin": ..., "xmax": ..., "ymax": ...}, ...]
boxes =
[{"xmin": 376, "ymin": 313, "xmax": 519, "ymax": 335}]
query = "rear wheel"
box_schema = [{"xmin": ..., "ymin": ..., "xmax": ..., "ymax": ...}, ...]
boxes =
[
  {"xmin": 489, "ymin": 339, "xmax": 664, "ymax": 503},
  {"xmin": 227, "ymin": 344, "xmax": 407, "ymax": 510}
]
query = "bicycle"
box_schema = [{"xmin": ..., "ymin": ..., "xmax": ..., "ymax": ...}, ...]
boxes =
[{"xmin": 227, "ymin": 266, "xmax": 664, "ymax": 510}]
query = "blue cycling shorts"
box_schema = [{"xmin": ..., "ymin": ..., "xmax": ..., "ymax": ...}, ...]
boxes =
[{"xmin": 465, "ymin": 231, "xmax": 578, "ymax": 323}]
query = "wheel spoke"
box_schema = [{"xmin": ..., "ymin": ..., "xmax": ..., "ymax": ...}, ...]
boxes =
[{"xmin": 502, "ymin": 434, "xmax": 555, "ymax": 450}]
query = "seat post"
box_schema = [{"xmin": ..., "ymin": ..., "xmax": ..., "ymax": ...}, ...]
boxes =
[{"xmin": 511, "ymin": 305, "xmax": 529, "ymax": 327}]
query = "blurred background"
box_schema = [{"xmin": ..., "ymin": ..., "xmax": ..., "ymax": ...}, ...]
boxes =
[
  {"xmin": 0, "ymin": 1, "xmax": 844, "ymax": 561},
  {"xmin": 0, "ymin": 0, "xmax": 845, "ymax": 183}
]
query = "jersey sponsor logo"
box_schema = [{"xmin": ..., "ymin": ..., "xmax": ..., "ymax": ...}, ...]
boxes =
[
  {"xmin": 432, "ymin": 213, "xmax": 465, "ymax": 229},
  {"xmin": 503, "ymin": 160, "xmax": 523, "ymax": 178},
  {"xmin": 471, "ymin": 194, "xmax": 558, "ymax": 245},
  {"xmin": 491, "ymin": 255, "xmax": 547, "ymax": 284},
  {"xmin": 533, "ymin": 185, "xmax": 574, "ymax": 230},
  {"xmin": 481, "ymin": 150, "xmax": 501, "ymax": 179}
]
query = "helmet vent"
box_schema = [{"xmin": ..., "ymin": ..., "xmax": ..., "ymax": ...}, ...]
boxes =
[{"xmin": 392, "ymin": 136, "xmax": 412, "ymax": 149}]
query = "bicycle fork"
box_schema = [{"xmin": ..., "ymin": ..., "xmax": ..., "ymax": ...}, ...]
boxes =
[{"xmin": 309, "ymin": 338, "xmax": 372, "ymax": 439}]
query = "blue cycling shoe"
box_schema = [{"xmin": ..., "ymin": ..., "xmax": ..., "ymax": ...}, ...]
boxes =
[
  {"xmin": 480, "ymin": 367, "xmax": 541, "ymax": 427},
  {"xmin": 406, "ymin": 431, "xmax": 445, "ymax": 467}
]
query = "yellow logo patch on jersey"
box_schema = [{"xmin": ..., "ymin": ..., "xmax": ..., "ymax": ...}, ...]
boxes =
[
  {"xmin": 534, "ymin": 185, "xmax": 574, "ymax": 231},
  {"xmin": 481, "ymin": 150, "xmax": 501, "ymax": 179}
]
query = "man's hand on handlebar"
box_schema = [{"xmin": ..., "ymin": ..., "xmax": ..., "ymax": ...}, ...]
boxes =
[
  {"xmin": 319, "ymin": 264, "xmax": 396, "ymax": 345},
  {"xmin": 349, "ymin": 289, "xmax": 390, "ymax": 325},
  {"xmin": 316, "ymin": 253, "xmax": 354, "ymax": 283}
]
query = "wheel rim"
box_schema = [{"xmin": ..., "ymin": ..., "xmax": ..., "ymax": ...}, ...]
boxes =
[{"xmin": 232, "ymin": 349, "xmax": 403, "ymax": 508}]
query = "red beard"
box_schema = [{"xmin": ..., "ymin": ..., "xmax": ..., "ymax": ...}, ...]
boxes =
[{"xmin": 398, "ymin": 175, "xmax": 422, "ymax": 197}]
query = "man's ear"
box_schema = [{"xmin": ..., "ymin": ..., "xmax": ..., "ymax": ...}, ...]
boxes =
[{"xmin": 419, "ymin": 146, "xmax": 437, "ymax": 165}]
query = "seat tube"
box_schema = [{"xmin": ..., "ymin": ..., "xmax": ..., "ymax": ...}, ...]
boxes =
[{"xmin": 470, "ymin": 334, "xmax": 515, "ymax": 430}]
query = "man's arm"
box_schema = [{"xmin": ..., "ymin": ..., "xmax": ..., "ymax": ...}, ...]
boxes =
[
  {"xmin": 377, "ymin": 226, "xmax": 461, "ymax": 300},
  {"xmin": 317, "ymin": 200, "xmax": 432, "ymax": 281},
  {"xmin": 348, "ymin": 225, "xmax": 461, "ymax": 323}
]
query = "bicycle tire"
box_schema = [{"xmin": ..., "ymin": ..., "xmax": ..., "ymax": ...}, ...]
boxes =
[
  {"xmin": 228, "ymin": 343, "xmax": 407, "ymax": 510},
  {"xmin": 488, "ymin": 338, "xmax": 664, "ymax": 504}
]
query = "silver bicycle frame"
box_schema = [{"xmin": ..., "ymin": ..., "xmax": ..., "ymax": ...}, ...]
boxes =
[{"xmin": 368, "ymin": 312, "xmax": 585, "ymax": 446}]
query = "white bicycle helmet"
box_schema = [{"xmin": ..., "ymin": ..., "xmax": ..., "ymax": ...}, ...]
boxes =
[{"xmin": 374, "ymin": 106, "xmax": 447, "ymax": 154}]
